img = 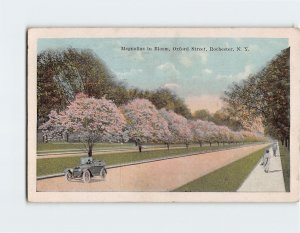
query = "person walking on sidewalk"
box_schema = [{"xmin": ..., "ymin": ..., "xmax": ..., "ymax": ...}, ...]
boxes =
[{"xmin": 261, "ymin": 149, "xmax": 271, "ymax": 173}]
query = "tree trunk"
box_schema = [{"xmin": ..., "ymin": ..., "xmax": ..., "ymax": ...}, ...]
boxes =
[
  {"xmin": 167, "ymin": 143, "xmax": 170, "ymax": 150},
  {"xmin": 186, "ymin": 143, "xmax": 189, "ymax": 149},
  {"xmin": 199, "ymin": 141, "xmax": 202, "ymax": 147},
  {"xmin": 66, "ymin": 132, "xmax": 69, "ymax": 142},
  {"xmin": 138, "ymin": 145, "xmax": 142, "ymax": 152},
  {"xmin": 217, "ymin": 142, "xmax": 220, "ymax": 146},
  {"xmin": 88, "ymin": 146, "xmax": 93, "ymax": 157},
  {"xmin": 281, "ymin": 139, "xmax": 284, "ymax": 145},
  {"xmin": 209, "ymin": 142, "xmax": 211, "ymax": 147},
  {"xmin": 285, "ymin": 137, "xmax": 289, "ymax": 150}
]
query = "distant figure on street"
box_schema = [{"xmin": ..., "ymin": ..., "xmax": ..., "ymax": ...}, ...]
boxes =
[
  {"xmin": 272, "ymin": 143, "xmax": 278, "ymax": 157},
  {"xmin": 260, "ymin": 149, "xmax": 271, "ymax": 173}
]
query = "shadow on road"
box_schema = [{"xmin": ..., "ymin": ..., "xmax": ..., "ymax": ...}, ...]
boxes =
[
  {"xmin": 68, "ymin": 178, "xmax": 106, "ymax": 184},
  {"xmin": 268, "ymin": 169, "xmax": 282, "ymax": 173}
]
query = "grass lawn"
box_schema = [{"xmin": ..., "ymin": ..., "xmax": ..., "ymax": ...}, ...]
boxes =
[
  {"xmin": 279, "ymin": 143, "xmax": 290, "ymax": 192},
  {"xmin": 37, "ymin": 144, "xmax": 244, "ymax": 176},
  {"xmin": 173, "ymin": 147, "xmax": 267, "ymax": 192},
  {"xmin": 37, "ymin": 142, "xmax": 135, "ymax": 152},
  {"xmin": 37, "ymin": 142, "xmax": 227, "ymax": 153}
]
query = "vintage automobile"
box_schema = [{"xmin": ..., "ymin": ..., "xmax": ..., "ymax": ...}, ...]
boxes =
[{"xmin": 64, "ymin": 157, "xmax": 107, "ymax": 183}]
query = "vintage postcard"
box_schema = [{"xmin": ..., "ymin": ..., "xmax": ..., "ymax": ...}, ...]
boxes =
[{"xmin": 27, "ymin": 28, "xmax": 300, "ymax": 202}]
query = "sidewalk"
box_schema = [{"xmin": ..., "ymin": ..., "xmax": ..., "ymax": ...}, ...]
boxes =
[{"xmin": 238, "ymin": 144, "xmax": 285, "ymax": 192}]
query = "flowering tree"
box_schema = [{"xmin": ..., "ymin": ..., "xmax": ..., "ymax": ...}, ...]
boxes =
[
  {"xmin": 159, "ymin": 109, "xmax": 177, "ymax": 149},
  {"xmin": 217, "ymin": 126, "xmax": 232, "ymax": 146},
  {"xmin": 39, "ymin": 110, "xmax": 65, "ymax": 142},
  {"xmin": 198, "ymin": 121, "xmax": 216, "ymax": 146},
  {"xmin": 40, "ymin": 93, "xmax": 127, "ymax": 157},
  {"xmin": 121, "ymin": 99, "xmax": 171, "ymax": 151},
  {"xmin": 213, "ymin": 125, "xmax": 222, "ymax": 146},
  {"xmin": 189, "ymin": 120, "xmax": 206, "ymax": 147},
  {"xmin": 159, "ymin": 109, "xmax": 193, "ymax": 148}
]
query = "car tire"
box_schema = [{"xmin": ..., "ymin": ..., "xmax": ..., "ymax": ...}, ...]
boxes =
[
  {"xmin": 100, "ymin": 168, "xmax": 107, "ymax": 180},
  {"xmin": 65, "ymin": 171, "xmax": 72, "ymax": 181},
  {"xmin": 83, "ymin": 170, "xmax": 91, "ymax": 183}
]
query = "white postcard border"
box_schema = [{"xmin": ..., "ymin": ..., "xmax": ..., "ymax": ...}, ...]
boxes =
[{"xmin": 27, "ymin": 28, "xmax": 300, "ymax": 202}]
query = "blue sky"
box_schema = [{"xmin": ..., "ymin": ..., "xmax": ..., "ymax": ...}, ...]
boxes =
[{"xmin": 38, "ymin": 38, "xmax": 288, "ymax": 113}]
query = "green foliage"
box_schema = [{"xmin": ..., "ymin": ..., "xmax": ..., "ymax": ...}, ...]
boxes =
[
  {"xmin": 193, "ymin": 109, "xmax": 212, "ymax": 121},
  {"xmin": 212, "ymin": 109, "xmax": 244, "ymax": 131},
  {"xmin": 173, "ymin": 147, "xmax": 266, "ymax": 192},
  {"xmin": 37, "ymin": 48, "xmax": 129, "ymax": 121},
  {"xmin": 192, "ymin": 108, "xmax": 243, "ymax": 131},
  {"xmin": 223, "ymin": 48, "xmax": 290, "ymax": 142}
]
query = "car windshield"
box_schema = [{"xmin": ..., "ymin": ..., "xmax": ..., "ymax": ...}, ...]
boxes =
[{"xmin": 80, "ymin": 157, "xmax": 93, "ymax": 165}]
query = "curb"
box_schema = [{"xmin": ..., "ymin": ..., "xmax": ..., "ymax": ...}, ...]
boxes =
[
  {"xmin": 37, "ymin": 142, "xmax": 266, "ymax": 180},
  {"xmin": 37, "ymin": 173, "xmax": 65, "ymax": 180}
]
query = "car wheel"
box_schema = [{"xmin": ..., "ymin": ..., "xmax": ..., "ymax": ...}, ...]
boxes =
[
  {"xmin": 100, "ymin": 168, "xmax": 107, "ymax": 180},
  {"xmin": 65, "ymin": 171, "xmax": 72, "ymax": 181},
  {"xmin": 83, "ymin": 170, "xmax": 91, "ymax": 183}
]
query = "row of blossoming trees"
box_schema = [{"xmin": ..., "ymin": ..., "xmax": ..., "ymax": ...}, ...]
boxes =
[{"xmin": 40, "ymin": 93, "xmax": 265, "ymax": 157}]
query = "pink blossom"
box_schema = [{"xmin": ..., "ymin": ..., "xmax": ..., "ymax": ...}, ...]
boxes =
[
  {"xmin": 121, "ymin": 99, "xmax": 171, "ymax": 144},
  {"xmin": 159, "ymin": 108, "xmax": 192, "ymax": 145},
  {"xmin": 39, "ymin": 93, "xmax": 127, "ymax": 156}
]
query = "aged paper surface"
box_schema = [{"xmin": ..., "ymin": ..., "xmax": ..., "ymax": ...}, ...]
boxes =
[{"xmin": 27, "ymin": 28, "xmax": 300, "ymax": 202}]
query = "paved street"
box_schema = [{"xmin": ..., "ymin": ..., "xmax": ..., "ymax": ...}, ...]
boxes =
[{"xmin": 37, "ymin": 144, "xmax": 268, "ymax": 192}]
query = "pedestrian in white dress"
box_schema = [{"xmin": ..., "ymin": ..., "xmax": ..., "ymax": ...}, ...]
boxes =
[{"xmin": 262, "ymin": 149, "xmax": 271, "ymax": 173}]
